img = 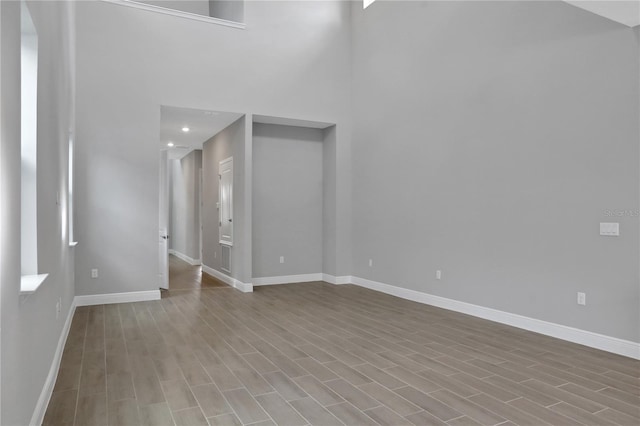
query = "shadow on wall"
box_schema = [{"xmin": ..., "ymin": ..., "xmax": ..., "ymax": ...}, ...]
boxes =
[{"xmin": 129, "ymin": 0, "xmax": 245, "ymax": 23}]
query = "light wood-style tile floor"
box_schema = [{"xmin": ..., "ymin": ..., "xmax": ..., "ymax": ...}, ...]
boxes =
[
  {"xmin": 168, "ymin": 255, "xmax": 227, "ymax": 291},
  {"xmin": 44, "ymin": 279, "xmax": 640, "ymax": 425}
]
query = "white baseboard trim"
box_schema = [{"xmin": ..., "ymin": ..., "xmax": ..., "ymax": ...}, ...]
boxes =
[
  {"xmin": 30, "ymin": 298, "xmax": 77, "ymax": 426},
  {"xmin": 202, "ymin": 265, "xmax": 253, "ymax": 293},
  {"xmin": 168, "ymin": 249, "xmax": 201, "ymax": 266},
  {"xmin": 30, "ymin": 288, "xmax": 165, "ymax": 424},
  {"xmin": 350, "ymin": 276, "xmax": 640, "ymax": 360},
  {"xmin": 75, "ymin": 290, "xmax": 161, "ymax": 307},
  {"xmin": 322, "ymin": 274, "xmax": 352, "ymax": 285},
  {"xmin": 253, "ymin": 273, "xmax": 324, "ymax": 286}
]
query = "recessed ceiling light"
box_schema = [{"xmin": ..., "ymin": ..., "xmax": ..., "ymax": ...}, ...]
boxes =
[
  {"xmin": 182, "ymin": 127, "xmax": 190, "ymax": 132},
  {"xmin": 167, "ymin": 142, "xmax": 174, "ymax": 147}
]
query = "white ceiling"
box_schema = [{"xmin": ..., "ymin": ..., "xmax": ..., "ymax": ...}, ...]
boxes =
[
  {"xmin": 160, "ymin": 106, "xmax": 243, "ymax": 159},
  {"xmin": 563, "ymin": 1, "xmax": 640, "ymax": 27}
]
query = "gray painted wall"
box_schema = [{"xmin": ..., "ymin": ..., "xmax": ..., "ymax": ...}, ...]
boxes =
[
  {"xmin": 3, "ymin": 1, "xmax": 637, "ymax": 424},
  {"xmin": 322, "ymin": 126, "xmax": 338, "ymax": 276},
  {"xmin": 74, "ymin": 0, "xmax": 352, "ymax": 295},
  {"xmin": 351, "ymin": 1, "xmax": 639, "ymax": 342},
  {"xmin": 252, "ymin": 123, "xmax": 324, "ymax": 278},
  {"xmin": 0, "ymin": 1, "xmax": 76, "ymax": 424},
  {"xmin": 202, "ymin": 117, "xmax": 249, "ymax": 281},
  {"xmin": 169, "ymin": 150, "xmax": 202, "ymax": 260}
]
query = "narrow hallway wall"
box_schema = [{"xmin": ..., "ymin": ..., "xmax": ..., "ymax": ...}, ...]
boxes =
[
  {"xmin": 202, "ymin": 117, "xmax": 248, "ymax": 282},
  {"xmin": 169, "ymin": 150, "xmax": 202, "ymax": 263}
]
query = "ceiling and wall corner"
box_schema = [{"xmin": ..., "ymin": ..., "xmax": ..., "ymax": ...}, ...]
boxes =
[
  {"xmin": 563, "ymin": 0, "xmax": 640, "ymax": 27},
  {"xmin": 160, "ymin": 105, "xmax": 243, "ymax": 159}
]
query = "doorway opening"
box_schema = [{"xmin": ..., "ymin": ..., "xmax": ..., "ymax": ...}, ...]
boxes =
[
  {"xmin": 158, "ymin": 105, "xmax": 243, "ymax": 291},
  {"xmin": 167, "ymin": 254, "xmax": 226, "ymax": 290}
]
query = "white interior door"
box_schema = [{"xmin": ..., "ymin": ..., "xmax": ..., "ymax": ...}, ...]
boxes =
[
  {"xmin": 159, "ymin": 150, "xmax": 169, "ymax": 289},
  {"xmin": 159, "ymin": 228, "xmax": 169, "ymax": 289},
  {"xmin": 219, "ymin": 157, "xmax": 233, "ymax": 246}
]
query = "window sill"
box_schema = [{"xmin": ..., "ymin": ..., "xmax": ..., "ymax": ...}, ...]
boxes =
[
  {"xmin": 69, "ymin": 241, "xmax": 78, "ymax": 247},
  {"xmin": 20, "ymin": 273, "xmax": 49, "ymax": 295}
]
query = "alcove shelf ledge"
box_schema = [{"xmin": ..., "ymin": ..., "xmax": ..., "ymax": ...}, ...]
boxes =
[{"xmin": 20, "ymin": 273, "xmax": 49, "ymax": 295}]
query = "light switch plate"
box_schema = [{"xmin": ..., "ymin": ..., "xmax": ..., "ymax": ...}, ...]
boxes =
[{"xmin": 600, "ymin": 223, "xmax": 620, "ymax": 236}]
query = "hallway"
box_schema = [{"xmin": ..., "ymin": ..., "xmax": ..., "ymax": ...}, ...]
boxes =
[{"xmin": 168, "ymin": 255, "xmax": 227, "ymax": 291}]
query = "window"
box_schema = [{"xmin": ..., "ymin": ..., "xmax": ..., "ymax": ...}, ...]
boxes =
[
  {"xmin": 20, "ymin": 0, "xmax": 47, "ymax": 293},
  {"xmin": 68, "ymin": 133, "xmax": 77, "ymax": 246}
]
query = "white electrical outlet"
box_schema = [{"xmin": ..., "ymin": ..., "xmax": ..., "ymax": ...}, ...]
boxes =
[
  {"xmin": 280, "ymin": 256, "xmax": 285, "ymax": 264},
  {"xmin": 91, "ymin": 268, "xmax": 99, "ymax": 278},
  {"xmin": 577, "ymin": 292, "xmax": 586, "ymax": 306},
  {"xmin": 368, "ymin": 259, "xmax": 373, "ymax": 267},
  {"xmin": 436, "ymin": 270, "xmax": 442, "ymax": 280}
]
